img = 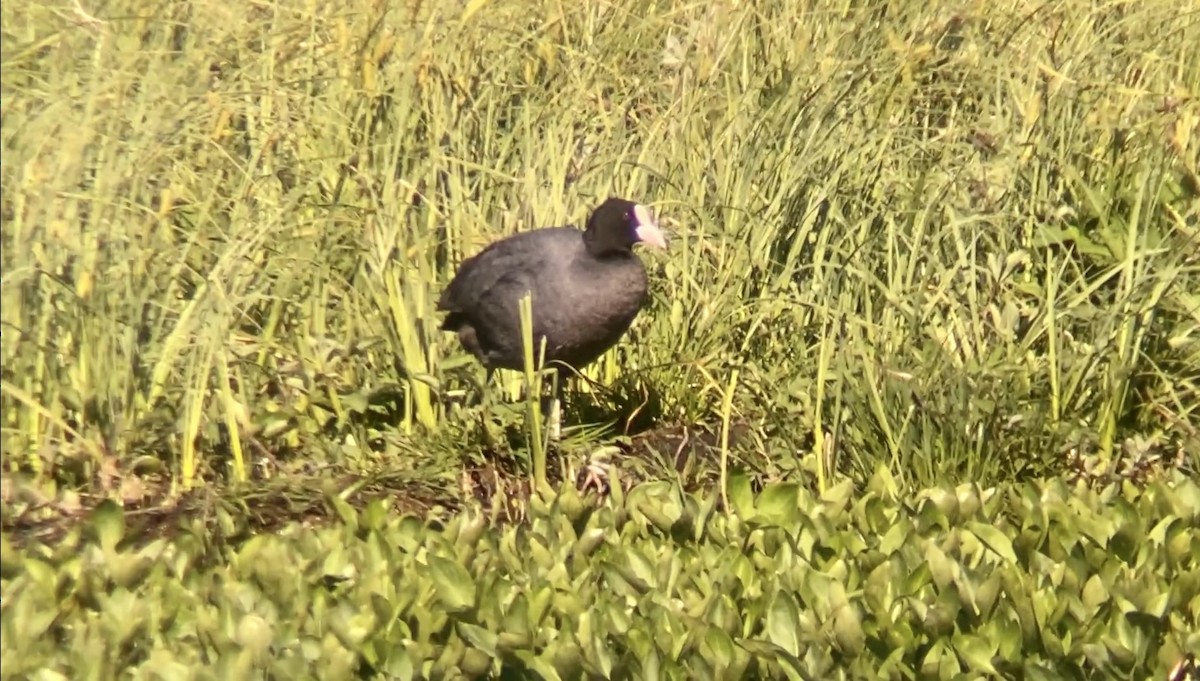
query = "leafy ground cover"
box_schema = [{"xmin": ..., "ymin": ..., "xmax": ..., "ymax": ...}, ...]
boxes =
[
  {"xmin": 2, "ymin": 0, "xmax": 1198, "ymax": 677},
  {"xmin": 4, "ymin": 472, "xmax": 1199, "ymax": 678}
]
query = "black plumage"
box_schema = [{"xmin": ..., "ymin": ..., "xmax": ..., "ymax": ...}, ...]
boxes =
[{"xmin": 438, "ymin": 197, "xmax": 666, "ymax": 376}]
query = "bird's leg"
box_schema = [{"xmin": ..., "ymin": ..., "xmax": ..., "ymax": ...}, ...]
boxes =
[
  {"xmin": 479, "ymin": 367, "xmax": 497, "ymax": 448},
  {"xmin": 541, "ymin": 369, "xmax": 563, "ymax": 443}
]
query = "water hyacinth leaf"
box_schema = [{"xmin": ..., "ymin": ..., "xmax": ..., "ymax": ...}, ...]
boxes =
[
  {"xmin": 460, "ymin": 648, "xmax": 493, "ymax": 677},
  {"xmin": 548, "ymin": 639, "xmax": 584, "ymax": 679},
  {"xmin": 455, "ymin": 622, "xmax": 498, "ymax": 656},
  {"xmin": 879, "ymin": 519, "xmax": 911, "ymax": 556},
  {"xmin": 902, "ymin": 560, "xmax": 932, "ymax": 595},
  {"xmin": 954, "ymin": 483, "xmax": 983, "ymax": 519},
  {"xmin": 756, "ymin": 483, "xmax": 801, "ymax": 527},
  {"xmin": 573, "ymin": 528, "xmax": 607, "ymax": 560},
  {"xmin": 855, "ymin": 494, "xmax": 892, "ymax": 536},
  {"xmin": 1165, "ymin": 521, "xmax": 1195, "ymax": 565},
  {"xmin": 553, "ymin": 479, "xmax": 588, "ymax": 526},
  {"xmin": 831, "ymin": 604, "xmax": 865, "ymax": 655},
  {"xmin": 865, "ymin": 465, "xmax": 900, "ymax": 500},
  {"xmin": 329, "ymin": 495, "xmax": 358, "ymax": 530},
  {"xmin": 426, "ymin": 555, "xmax": 476, "ymax": 614},
  {"xmin": 632, "ymin": 643, "xmax": 658, "ymax": 680},
  {"xmin": 1081, "ymin": 642, "xmax": 1112, "ymax": 668},
  {"xmin": 919, "ymin": 640, "xmax": 959, "ymax": 677},
  {"xmin": 1081, "ymin": 574, "xmax": 1108, "ymax": 612},
  {"xmin": 103, "ymin": 550, "xmax": 148, "ymax": 589},
  {"xmin": 820, "ymin": 478, "xmax": 855, "ymax": 516},
  {"xmin": 963, "ymin": 522, "xmax": 1018, "ymax": 564},
  {"xmin": 951, "ymin": 631, "xmax": 998, "ymax": 673},
  {"xmin": 395, "ymin": 516, "xmax": 425, "ymax": 553},
  {"xmin": 1022, "ymin": 660, "xmax": 1066, "ymax": 681},
  {"xmin": 972, "ymin": 572, "xmax": 1002, "ymax": 620},
  {"xmin": 1109, "ymin": 522, "xmax": 1142, "ymax": 565},
  {"xmin": 766, "ymin": 590, "xmax": 802, "ymax": 657},
  {"xmin": 1169, "ymin": 482, "xmax": 1200, "ymax": 518},
  {"xmin": 528, "ymin": 535, "xmax": 555, "ymax": 570},
  {"xmin": 361, "ymin": 498, "xmax": 388, "ymax": 533},
  {"xmin": 926, "ymin": 543, "xmax": 956, "ymax": 589},
  {"xmin": 985, "ymin": 614, "xmax": 1023, "ymax": 663},
  {"xmin": 89, "ymin": 499, "xmax": 125, "ymax": 552},
  {"xmin": 605, "ymin": 559, "xmax": 652, "ymax": 597},
  {"xmin": 700, "ymin": 625, "xmax": 736, "ymax": 672},
  {"xmin": 692, "ymin": 491, "xmax": 720, "ymax": 542},
  {"xmin": 0, "ymin": 535, "xmax": 23, "ymax": 578},
  {"xmin": 728, "ymin": 473, "xmax": 755, "ymax": 520},
  {"xmin": 588, "ymin": 623, "xmax": 619, "ymax": 676},
  {"xmin": 705, "ymin": 593, "xmax": 740, "ymax": 636},
  {"xmin": 625, "ymin": 547, "xmax": 657, "ymax": 590},
  {"xmin": 864, "ymin": 562, "xmax": 897, "ymax": 614},
  {"xmin": 628, "ymin": 481, "xmax": 683, "ymax": 533},
  {"xmin": 432, "ymin": 636, "xmax": 467, "ymax": 675},
  {"xmin": 235, "ymin": 614, "xmax": 273, "ymax": 655},
  {"xmin": 456, "ymin": 511, "xmax": 488, "ymax": 552},
  {"xmin": 915, "ymin": 497, "xmax": 950, "ymax": 533},
  {"xmin": 15, "ymin": 595, "xmax": 58, "ymax": 643},
  {"xmin": 926, "ymin": 488, "xmax": 959, "ymax": 518},
  {"xmin": 1147, "ymin": 515, "xmax": 1178, "ymax": 545}
]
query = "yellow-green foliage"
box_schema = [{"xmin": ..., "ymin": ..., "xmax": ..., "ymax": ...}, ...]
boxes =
[
  {"xmin": 4, "ymin": 2, "xmax": 1200, "ymax": 677},
  {"xmin": 2, "ymin": 1, "xmax": 1198, "ymax": 487},
  {"xmin": 4, "ymin": 473, "xmax": 1199, "ymax": 678}
]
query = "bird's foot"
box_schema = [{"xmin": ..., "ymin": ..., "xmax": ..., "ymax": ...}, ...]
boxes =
[{"xmin": 575, "ymin": 447, "xmax": 617, "ymax": 497}]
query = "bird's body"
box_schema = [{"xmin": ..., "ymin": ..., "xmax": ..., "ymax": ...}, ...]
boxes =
[
  {"xmin": 438, "ymin": 199, "xmax": 665, "ymax": 376},
  {"xmin": 437, "ymin": 197, "xmax": 666, "ymax": 494}
]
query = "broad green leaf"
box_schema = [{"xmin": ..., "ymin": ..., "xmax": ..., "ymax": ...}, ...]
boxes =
[
  {"xmin": 426, "ymin": 555, "xmax": 476, "ymax": 614},
  {"xmin": 89, "ymin": 500, "xmax": 125, "ymax": 552},
  {"xmin": 456, "ymin": 622, "xmax": 498, "ymax": 656},
  {"xmin": 528, "ymin": 535, "xmax": 555, "ymax": 570},
  {"xmin": 765, "ymin": 590, "xmax": 802, "ymax": 657},
  {"xmin": 499, "ymin": 593, "xmax": 532, "ymax": 647},
  {"xmin": 879, "ymin": 519, "xmax": 911, "ymax": 555},
  {"xmin": 964, "ymin": 522, "xmax": 1018, "ymax": 564},
  {"xmin": 573, "ymin": 528, "xmax": 607, "ymax": 560},
  {"xmin": 728, "ymin": 473, "xmax": 755, "ymax": 520},
  {"xmin": 952, "ymin": 632, "xmax": 998, "ymax": 673},
  {"xmin": 548, "ymin": 640, "xmax": 583, "ymax": 679},
  {"xmin": 330, "ymin": 495, "xmax": 358, "ymax": 530},
  {"xmin": 625, "ymin": 546, "xmax": 657, "ymax": 590},
  {"xmin": 395, "ymin": 516, "xmax": 424, "ymax": 553},
  {"xmin": 831, "ymin": 605, "xmax": 865, "ymax": 655},
  {"xmin": 756, "ymin": 483, "xmax": 800, "ymax": 527},
  {"xmin": 0, "ymin": 534, "xmax": 22, "ymax": 579},
  {"xmin": 235, "ymin": 614, "xmax": 273, "ymax": 654},
  {"xmin": 820, "ymin": 478, "xmax": 855, "ymax": 516},
  {"xmin": 461, "ymin": 648, "xmax": 493, "ymax": 677},
  {"xmin": 361, "ymin": 498, "xmax": 388, "ymax": 533},
  {"xmin": 864, "ymin": 465, "xmax": 899, "ymax": 500},
  {"xmin": 701, "ymin": 626, "xmax": 736, "ymax": 672},
  {"xmin": 926, "ymin": 543, "xmax": 956, "ymax": 589},
  {"xmin": 1081, "ymin": 574, "xmax": 1107, "ymax": 611}
]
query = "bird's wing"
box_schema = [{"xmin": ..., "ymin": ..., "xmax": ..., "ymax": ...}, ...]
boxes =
[
  {"xmin": 439, "ymin": 247, "xmax": 547, "ymax": 314},
  {"xmin": 438, "ymin": 229, "xmax": 572, "ymax": 312}
]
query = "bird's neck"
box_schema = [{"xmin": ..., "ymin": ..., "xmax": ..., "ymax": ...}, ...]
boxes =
[{"xmin": 582, "ymin": 230, "xmax": 631, "ymax": 258}]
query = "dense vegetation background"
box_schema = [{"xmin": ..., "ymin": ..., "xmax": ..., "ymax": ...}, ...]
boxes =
[{"xmin": 2, "ymin": 0, "xmax": 1197, "ymax": 677}]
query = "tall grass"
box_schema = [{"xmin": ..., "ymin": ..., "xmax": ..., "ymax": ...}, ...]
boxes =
[{"xmin": 2, "ymin": 0, "xmax": 1197, "ymax": 501}]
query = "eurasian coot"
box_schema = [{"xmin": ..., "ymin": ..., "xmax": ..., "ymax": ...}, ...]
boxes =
[
  {"xmin": 438, "ymin": 197, "xmax": 666, "ymax": 375},
  {"xmin": 438, "ymin": 197, "xmax": 666, "ymax": 488}
]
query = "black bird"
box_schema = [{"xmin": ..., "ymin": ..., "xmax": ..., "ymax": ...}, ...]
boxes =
[{"xmin": 438, "ymin": 197, "xmax": 666, "ymax": 487}]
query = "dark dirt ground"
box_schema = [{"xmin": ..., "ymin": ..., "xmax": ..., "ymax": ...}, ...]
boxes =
[{"xmin": 2, "ymin": 420, "xmax": 759, "ymax": 551}]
